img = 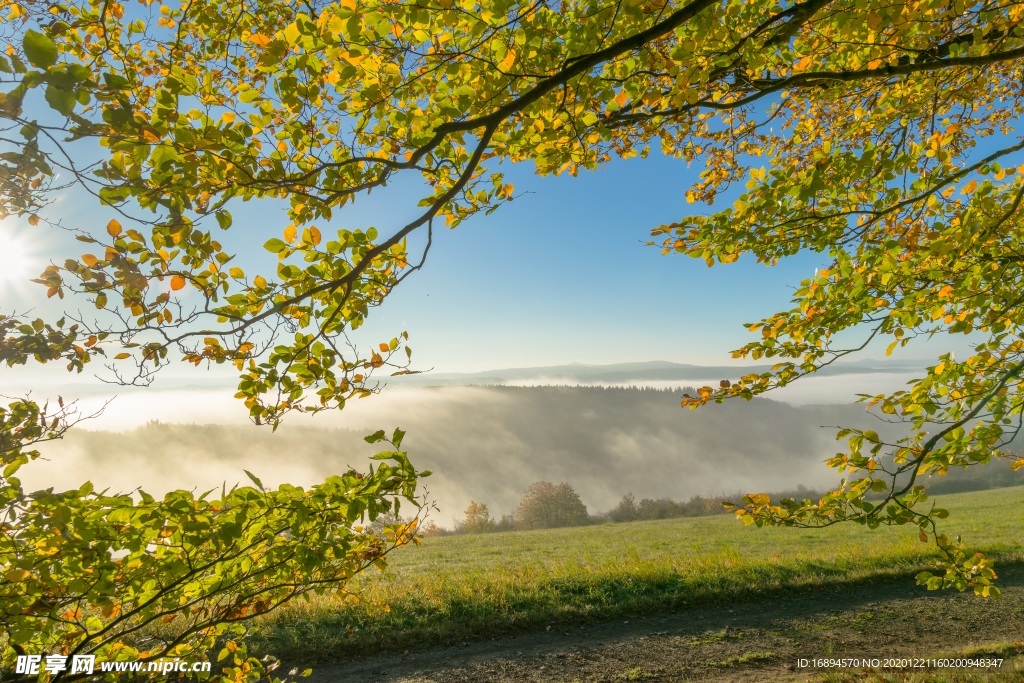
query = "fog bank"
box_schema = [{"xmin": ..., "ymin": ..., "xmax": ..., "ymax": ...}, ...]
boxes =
[{"xmin": 24, "ymin": 386, "xmax": 911, "ymax": 525}]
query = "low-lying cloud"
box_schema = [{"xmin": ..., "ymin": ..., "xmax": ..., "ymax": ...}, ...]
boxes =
[{"xmin": 27, "ymin": 386, "xmax": 903, "ymax": 525}]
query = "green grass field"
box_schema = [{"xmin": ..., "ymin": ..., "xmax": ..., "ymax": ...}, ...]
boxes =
[{"xmin": 254, "ymin": 486, "xmax": 1024, "ymax": 664}]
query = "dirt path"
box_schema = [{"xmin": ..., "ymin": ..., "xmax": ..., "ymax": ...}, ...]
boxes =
[{"xmin": 302, "ymin": 565, "xmax": 1024, "ymax": 682}]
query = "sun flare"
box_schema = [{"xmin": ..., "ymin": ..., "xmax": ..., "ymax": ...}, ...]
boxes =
[{"xmin": 0, "ymin": 231, "xmax": 32, "ymax": 286}]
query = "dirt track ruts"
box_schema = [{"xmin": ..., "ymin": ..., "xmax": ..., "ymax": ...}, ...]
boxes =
[{"xmin": 298, "ymin": 564, "xmax": 1024, "ymax": 682}]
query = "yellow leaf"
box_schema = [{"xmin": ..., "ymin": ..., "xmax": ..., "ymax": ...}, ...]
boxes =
[
  {"xmin": 5, "ymin": 568, "xmax": 31, "ymax": 582},
  {"xmin": 81, "ymin": 253, "xmax": 99, "ymax": 267},
  {"xmin": 170, "ymin": 275, "xmax": 186, "ymax": 291},
  {"xmin": 114, "ymin": 352, "xmax": 131, "ymax": 360},
  {"xmin": 283, "ymin": 22, "xmax": 301, "ymax": 46},
  {"xmin": 28, "ymin": 214, "xmax": 39, "ymax": 226},
  {"xmin": 961, "ymin": 179, "xmax": 978, "ymax": 195},
  {"xmin": 221, "ymin": 111, "xmax": 236, "ymax": 125},
  {"xmin": 747, "ymin": 493, "xmax": 770, "ymax": 506},
  {"xmin": 284, "ymin": 225, "xmax": 297, "ymax": 243},
  {"xmin": 106, "ymin": 219, "xmax": 122, "ymax": 237},
  {"xmin": 229, "ymin": 266, "xmax": 244, "ymax": 278},
  {"xmin": 254, "ymin": 275, "xmax": 267, "ymax": 289},
  {"xmin": 248, "ymin": 33, "xmax": 272, "ymax": 48}
]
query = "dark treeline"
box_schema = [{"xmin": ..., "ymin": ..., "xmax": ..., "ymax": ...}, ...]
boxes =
[{"xmin": 451, "ymin": 481, "xmax": 826, "ymax": 535}]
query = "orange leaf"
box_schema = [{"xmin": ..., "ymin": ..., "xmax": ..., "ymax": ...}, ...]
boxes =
[
  {"xmin": 81, "ymin": 254, "xmax": 98, "ymax": 267},
  {"xmin": 309, "ymin": 226, "xmax": 322, "ymax": 245},
  {"xmin": 379, "ymin": 343, "xmax": 389, "ymax": 353},
  {"xmin": 106, "ymin": 219, "xmax": 122, "ymax": 237},
  {"xmin": 170, "ymin": 275, "xmax": 186, "ymax": 291}
]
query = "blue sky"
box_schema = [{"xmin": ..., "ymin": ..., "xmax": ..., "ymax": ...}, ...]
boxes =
[{"xmin": 358, "ymin": 155, "xmax": 830, "ymax": 372}]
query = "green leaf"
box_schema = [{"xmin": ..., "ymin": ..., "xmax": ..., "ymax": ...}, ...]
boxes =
[
  {"xmin": 103, "ymin": 71, "xmax": 131, "ymax": 89},
  {"xmin": 23, "ymin": 30, "xmax": 58, "ymax": 69},
  {"xmin": 264, "ymin": 238, "xmax": 288, "ymax": 254},
  {"xmin": 44, "ymin": 85, "xmax": 76, "ymax": 116},
  {"xmin": 243, "ymin": 469, "xmax": 265, "ymax": 491},
  {"xmin": 364, "ymin": 429, "xmax": 386, "ymax": 444},
  {"xmin": 150, "ymin": 144, "xmax": 180, "ymax": 169}
]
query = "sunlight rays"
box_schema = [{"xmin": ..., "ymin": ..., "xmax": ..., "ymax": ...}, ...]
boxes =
[{"xmin": 0, "ymin": 228, "xmax": 34, "ymax": 288}]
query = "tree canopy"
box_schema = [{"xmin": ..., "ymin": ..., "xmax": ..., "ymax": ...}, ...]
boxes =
[
  {"xmin": 462, "ymin": 500, "xmax": 496, "ymax": 533},
  {"xmin": 515, "ymin": 481, "xmax": 589, "ymax": 529},
  {"xmin": 2, "ymin": 0, "xmax": 1024, "ymax": 674}
]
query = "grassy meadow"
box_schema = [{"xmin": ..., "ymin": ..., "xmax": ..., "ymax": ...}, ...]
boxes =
[{"xmin": 254, "ymin": 486, "xmax": 1024, "ymax": 664}]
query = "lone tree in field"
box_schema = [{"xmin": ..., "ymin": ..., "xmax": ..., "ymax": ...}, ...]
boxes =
[
  {"xmin": 515, "ymin": 482, "xmax": 589, "ymax": 530},
  {"xmin": 462, "ymin": 500, "xmax": 496, "ymax": 533},
  {"xmin": 2, "ymin": 1, "xmax": 1023, "ymax": 675}
]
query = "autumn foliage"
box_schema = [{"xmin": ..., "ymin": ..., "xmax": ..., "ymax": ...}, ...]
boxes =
[{"xmin": 3, "ymin": 0, "xmax": 1024, "ymax": 677}]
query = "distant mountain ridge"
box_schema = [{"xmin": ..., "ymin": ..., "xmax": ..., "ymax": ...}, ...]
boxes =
[{"xmin": 392, "ymin": 358, "xmax": 931, "ymax": 387}]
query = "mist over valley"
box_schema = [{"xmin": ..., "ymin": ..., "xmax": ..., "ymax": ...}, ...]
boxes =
[{"xmin": 28, "ymin": 381, "xmax": 918, "ymax": 525}]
